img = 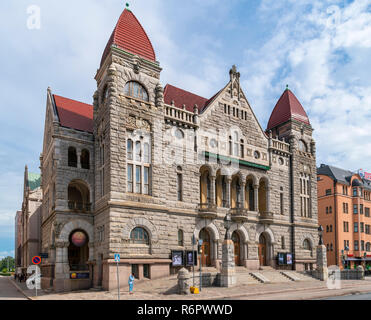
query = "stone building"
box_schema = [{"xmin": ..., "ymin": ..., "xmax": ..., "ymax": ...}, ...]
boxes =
[
  {"xmin": 36, "ymin": 8, "xmax": 319, "ymax": 292},
  {"xmin": 16, "ymin": 166, "xmax": 42, "ymax": 272}
]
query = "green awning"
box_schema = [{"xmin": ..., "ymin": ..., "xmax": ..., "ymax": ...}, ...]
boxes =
[{"xmin": 203, "ymin": 151, "xmax": 270, "ymax": 171}]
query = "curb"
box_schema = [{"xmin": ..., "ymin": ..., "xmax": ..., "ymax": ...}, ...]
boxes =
[{"xmin": 8, "ymin": 278, "xmax": 33, "ymax": 300}]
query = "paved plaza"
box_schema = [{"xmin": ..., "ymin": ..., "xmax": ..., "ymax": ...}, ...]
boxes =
[{"xmin": 4, "ymin": 273, "xmax": 371, "ymax": 300}]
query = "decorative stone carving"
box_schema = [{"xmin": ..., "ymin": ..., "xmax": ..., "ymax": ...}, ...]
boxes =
[{"xmin": 54, "ymin": 221, "xmax": 64, "ymax": 238}]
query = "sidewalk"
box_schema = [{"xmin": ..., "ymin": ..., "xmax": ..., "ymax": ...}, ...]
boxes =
[{"xmin": 12, "ymin": 275, "xmax": 371, "ymax": 300}]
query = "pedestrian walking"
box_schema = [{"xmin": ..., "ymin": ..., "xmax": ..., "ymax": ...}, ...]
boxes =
[{"xmin": 128, "ymin": 273, "xmax": 135, "ymax": 295}]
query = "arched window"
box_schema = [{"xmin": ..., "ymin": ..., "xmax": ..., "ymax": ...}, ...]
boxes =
[
  {"xmin": 143, "ymin": 143, "xmax": 150, "ymax": 163},
  {"xmin": 303, "ymin": 239, "xmax": 311, "ymax": 250},
  {"xmin": 178, "ymin": 229, "xmax": 184, "ymax": 246},
  {"xmin": 124, "ymin": 81, "xmax": 149, "ymax": 101},
  {"xmin": 233, "ymin": 132, "xmax": 239, "ymax": 156},
  {"xmin": 298, "ymin": 140, "xmax": 307, "ymax": 152},
  {"xmin": 81, "ymin": 149, "xmax": 90, "ymax": 169},
  {"xmin": 102, "ymin": 85, "xmax": 109, "ymax": 103},
  {"xmin": 130, "ymin": 227, "xmax": 149, "ymax": 245},
  {"xmin": 68, "ymin": 147, "xmax": 77, "ymax": 167},
  {"xmin": 135, "ymin": 141, "xmax": 141, "ymax": 161}
]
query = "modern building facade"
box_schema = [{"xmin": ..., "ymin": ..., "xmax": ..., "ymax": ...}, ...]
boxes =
[
  {"xmin": 25, "ymin": 8, "xmax": 319, "ymax": 292},
  {"xmin": 16, "ymin": 166, "xmax": 42, "ymax": 272},
  {"xmin": 317, "ymin": 164, "xmax": 371, "ymax": 269}
]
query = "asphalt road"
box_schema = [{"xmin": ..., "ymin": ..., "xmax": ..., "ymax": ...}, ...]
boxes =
[{"xmin": 0, "ymin": 276, "xmax": 27, "ymax": 300}]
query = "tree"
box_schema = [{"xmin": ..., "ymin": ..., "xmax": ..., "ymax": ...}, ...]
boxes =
[{"xmin": 0, "ymin": 256, "xmax": 15, "ymax": 271}]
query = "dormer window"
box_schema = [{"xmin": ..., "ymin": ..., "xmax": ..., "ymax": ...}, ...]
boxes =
[{"xmin": 124, "ymin": 81, "xmax": 149, "ymax": 101}]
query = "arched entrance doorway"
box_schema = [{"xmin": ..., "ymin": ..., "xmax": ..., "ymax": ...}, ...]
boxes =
[
  {"xmin": 258, "ymin": 233, "xmax": 267, "ymax": 266},
  {"xmin": 68, "ymin": 230, "xmax": 89, "ymax": 271},
  {"xmin": 232, "ymin": 231, "xmax": 241, "ymax": 266},
  {"xmin": 199, "ymin": 228, "xmax": 211, "ymax": 267}
]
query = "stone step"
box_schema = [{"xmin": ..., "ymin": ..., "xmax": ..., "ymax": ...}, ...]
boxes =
[
  {"xmin": 280, "ymin": 271, "xmax": 300, "ymax": 282},
  {"xmin": 249, "ymin": 272, "xmax": 271, "ymax": 284},
  {"xmin": 258, "ymin": 271, "xmax": 292, "ymax": 283}
]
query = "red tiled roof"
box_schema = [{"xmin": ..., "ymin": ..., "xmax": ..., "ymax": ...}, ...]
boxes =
[
  {"xmin": 163, "ymin": 84, "xmax": 210, "ymax": 113},
  {"xmin": 267, "ymin": 89, "xmax": 310, "ymax": 130},
  {"xmin": 53, "ymin": 95, "xmax": 93, "ymax": 133},
  {"xmin": 100, "ymin": 9, "xmax": 156, "ymax": 67}
]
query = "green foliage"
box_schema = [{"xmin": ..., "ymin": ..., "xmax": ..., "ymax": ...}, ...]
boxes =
[{"xmin": 0, "ymin": 256, "xmax": 15, "ymax": 271}]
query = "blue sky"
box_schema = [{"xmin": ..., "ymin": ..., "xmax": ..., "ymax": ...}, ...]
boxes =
[{"xmin": 0, "ymin": 0, "xmax": 370, "ymax": 258}]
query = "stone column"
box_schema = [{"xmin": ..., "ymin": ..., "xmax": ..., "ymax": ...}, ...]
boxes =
[
  {"xmin": 253, "ymin": 184, "xmax": 259, "ymax": 212},
  {"xmin": 316, "ymin": 244, "xmax": 328, "ymax": 281},
  {"xmin": 240, "ymin": 181, "xmax": 246, "ymax": 208},
  {"xmin": 226, "ymin": 176, "xmax": 232, "ymax": 208},
  {"xmin": 266, "ymin": 186, "xmax": 271, "ymax": 212},
  {"xmin": 220, "ymin": 239, "xmax": 236, "ymax": 287},
  {"xmin": 210, "ymin": 175, "xmax": 216, "ymax": 205},
  {"xmin": 54, "ymin": 241, "xmax": 70, "ymax": 292}
]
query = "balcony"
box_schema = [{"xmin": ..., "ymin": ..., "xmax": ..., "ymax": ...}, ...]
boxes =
[
  {"xmin": 198, "ymin": 203, "xmax": 217, "ymax": 219},
  {"xmin": 258, "ymin": 211, "xmax": 274, "ymax": 224},
  {"xmin": 68, "ymin": 201, "xmax": 92, "ymax": 213},
  {"xmin": 230, "ymin": 206, "xmax": 249, "ymax": 222}
]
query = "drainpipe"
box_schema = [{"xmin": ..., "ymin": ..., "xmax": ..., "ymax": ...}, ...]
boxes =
[{"xmin": 333, "ymin": 180, "xmax": 338, "ymax": 267}]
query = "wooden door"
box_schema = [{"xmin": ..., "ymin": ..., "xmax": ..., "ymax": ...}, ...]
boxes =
[
  {"xmin": 258, "ymin": 243, "xmax": 266, "ymax": 266},
  {"xmin": 201, "ymin": 241, "xmax": 211, "ymax": 267},
  {"xmin": 232, "ymin": 231, "xmax": 241, "ymax": 266}
]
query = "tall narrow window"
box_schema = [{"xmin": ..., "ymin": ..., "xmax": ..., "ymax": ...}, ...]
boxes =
[
  {"xmin": 127, "ymin": 131, "xmax": 152, "ymax": 195},
  {"xmin": 233, "ymin": 132, "xmax": 239, "ymax": 156},
  {"xmin": 68, "ymin": 147, "xmax": 77, "ymax": 167},
  {"xmin": 178, "ymin": 229, "xmax": 184, "ymax": 246},
  {"xmin": 136, "ymin": 166, "xmax": 141, "ymax": 193},
  {"xmin": 128, "ymin": 164, "xmax": 133, "ymax": 193},
  {"xmin": 81, "ymin": 149, "xmax": 90, "ymax": 169},
  {"xmin": 135, "ymin": 141, "xmax": 141, "ymax": 161},
  {"xmin": 177, "ymin": 173, "xmax": 183, "ymax": 201},
  {"xmin": 300, "ymin": 173, "xmax": 311, "ymax": 217},
  {"xmin": 240, "ymin": 139, "xmax": 244, "ymax": 158},
  {"xmin": 143, "ymin": 143, "xmax": 150, "ymax": 163},
  {"xmin": 127, "ymin": 139, "xmax": 133, "ymax": 160},
  {"xmin": 143, "ymin": 167, "xmax": 149, "ymax": 195},
  {"xmin": 229, "ymin": 136, "xmax": 232, "ymax": 155},
  {"xmin": 280, "ymin": 191, "xmax": 284, "ymax": 215}
]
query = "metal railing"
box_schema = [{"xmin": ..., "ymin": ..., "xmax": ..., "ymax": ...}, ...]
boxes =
[{"xmin": 68, "ymin": 201, "xmax": 91, "ymax": 212}]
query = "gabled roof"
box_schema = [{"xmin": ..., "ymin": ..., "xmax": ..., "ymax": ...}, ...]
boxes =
[
  {"xmin": 53, "ymin": 95, "xmax": 93, "ymax": 133},
  {"xmin": 317, "ymin": 164, "xmax": 371, "ymax": 191},
  {"xmin": 317, "ymin": 164, "xmax": 353, "ymax": 185},
  {"xmin": 163, "ymin": 84, "xmax": 210, "ymax": 113},
  {"xmin": 267, "ymin": 88, "xmax": 310, "ymax": 131},
  {"xmin": 100, "ymin": 9, "xmax": 156, "ymax": 67}
]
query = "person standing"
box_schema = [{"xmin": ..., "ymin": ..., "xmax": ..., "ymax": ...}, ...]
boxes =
[{"xmin": 128, "ymin": 273, "xmax": 135, "ymax": 295}]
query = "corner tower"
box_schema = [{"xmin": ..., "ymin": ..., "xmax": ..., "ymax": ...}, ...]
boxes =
[
  {"xmin": 267, "ymin": 87, "xmax": 318, "ymax": 270},
  {"xmin": 92, "ymin": 7, "xmax": 165, "ymax": 289}
]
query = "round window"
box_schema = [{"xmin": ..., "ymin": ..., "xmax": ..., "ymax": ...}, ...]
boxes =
[
  {"xmin": 175, "ymin": 129, "xmax": 184, "ymax": 139},
  {"xmin": 210, "ymin": 139, "xmax": 218, "ymax": 148},
  {"xmin": 254, "ymin": 151, "xmax": 260, "ymax": 159},
  {"xmin": 278, "ymin": 157, "xmax": 284, "ymax": 165},
  {"xmin": 71, "ymin": 231, "xmax": 87, "ymax": 247}
]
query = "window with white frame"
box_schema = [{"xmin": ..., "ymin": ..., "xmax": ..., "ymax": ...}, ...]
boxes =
[
  {"xmin": 127, "ymin": 131, "xmax": 151, "ymax": 195},
  {"xmin": 300, "ymin": 173, "xmax": 311, "ymax": 217}
]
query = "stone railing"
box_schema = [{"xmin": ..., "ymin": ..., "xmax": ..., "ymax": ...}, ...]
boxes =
[
  {"xmin": 258, "ymin": 211, "xmax": 274, "ymax": 223},
  {"xmin": 230, "ymin": 207, "xmax": 249, "ymax": 222},
  {"xmin": 198, "ymin": 203, "xmax": 217, "ymax": 218},
  {"xmin": 165, "ymin": 104, "xmax": 197, "ymax": 126},
  {"xmin": 271, "ymin": 139, "xmax": 290, "ymax": 153}
]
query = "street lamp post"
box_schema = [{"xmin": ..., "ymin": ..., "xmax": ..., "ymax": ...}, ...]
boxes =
[
  {"xmin": 223, "ymin": 214, "xmax": 232, "ymax": 240},
  {"xmin": 318, "ymin": 225, "xmax": 323, "ymax": 245}
]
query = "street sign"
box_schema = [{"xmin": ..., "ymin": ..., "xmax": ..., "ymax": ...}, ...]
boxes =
[
  {"xmin": 32, "ymin": 256, "xmax": 41, "ymax": 265},
  {"xmin": 114, "ymin": 254, "xmax": 120, "ymax": 300},
  {"xmin": 114, "ymin": 254, "xmax": 120, "ymax": 262}
]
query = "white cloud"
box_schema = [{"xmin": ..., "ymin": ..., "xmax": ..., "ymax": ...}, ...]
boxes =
[{"xmin": 0, "ymin": 251, "xmax": 15, "ymax": 260}]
